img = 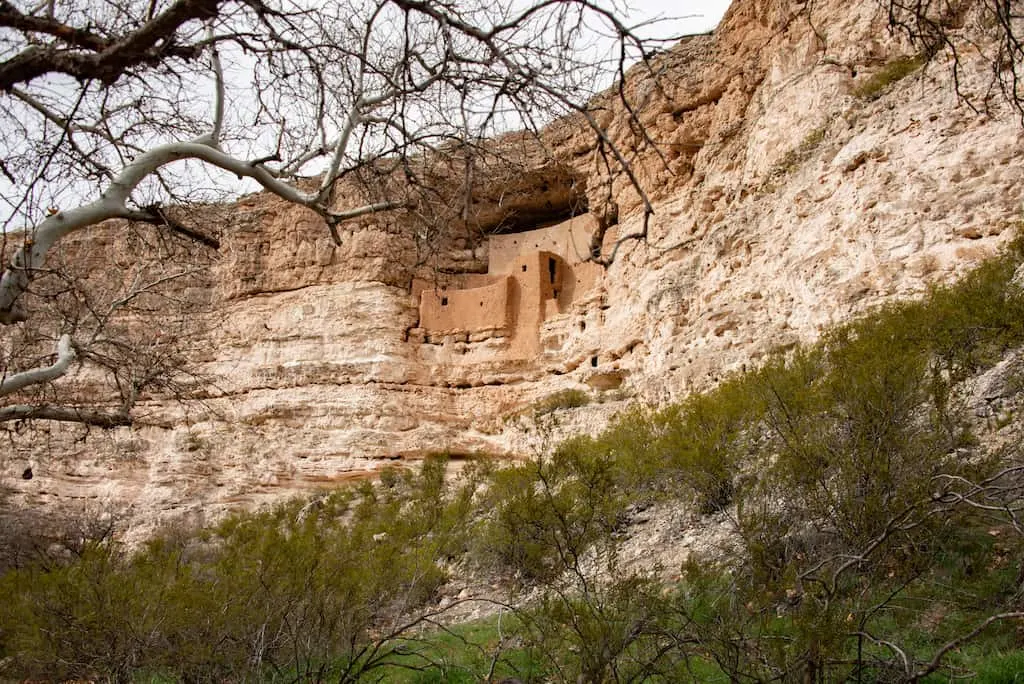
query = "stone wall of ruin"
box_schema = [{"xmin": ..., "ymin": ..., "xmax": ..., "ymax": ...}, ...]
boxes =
[
  {"xmin": 418, "ymin": 276, "xmax": 512, "ymax": 335},
  {"xmin": 489, "ymin": 214, "xmax": 597, "ymax": 274},
  {"xmin": 502, "ymin": 250, "xmax": 563, "ymax": 355},
  {"xmin": 415, "ymin": 212, "xmax": 603, "ymax": 349}
]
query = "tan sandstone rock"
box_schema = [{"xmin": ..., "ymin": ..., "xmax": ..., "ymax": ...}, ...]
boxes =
[{"xmin": 5, "ymin": 0, "xmax": 1024, "ymax": 542}]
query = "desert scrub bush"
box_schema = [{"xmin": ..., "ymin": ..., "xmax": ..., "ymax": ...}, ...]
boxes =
[
  {"xmin": 733, "ymin": 234, "xmax": 1024, "ymax": 576},
  {"xmin": 732, "ymin": 322, "xmax": 974, "ymax": 582},
  {"xmin": 584, "ymin": 405, "xmax": 663, "ymax": 494},
  {"xmin": 678, "ymin": 238, "xmax": 1024, "ymax": 677},
  {"xmin": 0, "ymin": 455, "xmax": 480, "ymax": 682},
  {"xmin": 853, "ymin": 53, "xmax": 927, "ymax": 100},
  {"xmin": 914, "ymin": 237, "xmax": 1024, "ymax": 377},
  {"xmin": 0, "ymin": 540, "xmax": 182, "ymax": 681},
  {"xmin": 472, "ymin": 443, "xmax": 625, "ymax": 583},
  {"xmin": 514, "ymin": 570, "xmax": 692, "ymax": 683},
  {"xmin": 356, "ymin": 612, "xmax": 544, "ymax": 684},
  {"xmin": 532, "ymin": 388, "xmax": 590, "ymax": 415},
  {"xmin": 557, "ymin": 392, "xmax": 755, "ymax": 512},
  {"xmin": 654, "ymin": 374, "xmax": 759, "ymax": 513},
  {"xmin": 658, "ymin": 515, "xmax": 1024, "ymax": 682}
]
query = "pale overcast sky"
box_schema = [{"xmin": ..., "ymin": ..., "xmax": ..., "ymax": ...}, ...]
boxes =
[
  {"xmin": 0, "ymin": 0, "xmax": 734, "ymax": 229},
  {"xmin": 625, "ymin": 0, "xmax": 733, "ymax": 38}
]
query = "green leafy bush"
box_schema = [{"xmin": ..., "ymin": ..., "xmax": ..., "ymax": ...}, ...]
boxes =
[
  {"xmin": 517, "ymin": 571, "xmax": 684, "ymax": 682},
  {"xmin": 0, "ymin": 455, "xmax": 478, "ymax": 681},
  {"xmin": 472, "ymin": 441, "xmax": 624, "ymax": 583},
  {"xmin": 655, "ymin": 375, "xmax": 758, "ymax": 513}
]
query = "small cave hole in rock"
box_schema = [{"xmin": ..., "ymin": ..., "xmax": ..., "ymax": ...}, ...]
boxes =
[
  {"xmin": 479, "ymin": 301, "xmax": 484, "ymax": 306},
  {"xmin": 441, "ymin": 297, "xmax": 448, "ymax": 306},
  {"xmin": 553, "ymin": 289, "xmax": 559, "ymax": 298},
  {"xmin": 22, "ymin": 467, "xmax": 33, "ymax": 480},
  {"xmin": 591, "ymin": 356, "xmax": 598, "ymax": 368},
  {"xmin": 548, "ymin": 257, "xmax": 557, "ymax": 284},
  {"xmin": 522, "ymin": 264, "xmax": 527, "ymax": 272},
  {"xmin": 579, "ymin": 321, "xmax": 586, "ymax": 332}
]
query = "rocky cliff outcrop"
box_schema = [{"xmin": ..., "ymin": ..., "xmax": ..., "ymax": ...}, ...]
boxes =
[{"xmin": 5, "ymin": 0, "xmax": 1024, "ymax": 540}]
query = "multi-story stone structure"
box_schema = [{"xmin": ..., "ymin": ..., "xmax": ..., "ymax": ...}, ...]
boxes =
[{"xmin": 411, "ymin": 214, "xmax": 603, "ymax": 356}]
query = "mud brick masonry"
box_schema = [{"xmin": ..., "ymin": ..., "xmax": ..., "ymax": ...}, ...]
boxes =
[{"xmin": 411, "ymin": 214, "xmax": 604, "ymax": 356}]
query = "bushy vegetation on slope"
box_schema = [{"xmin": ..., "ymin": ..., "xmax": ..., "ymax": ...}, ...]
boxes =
[
  {"xmin": 0, "ymin": 459, "xmax": 481, "ymax": 681},
  {"xmin": 5, "ymin": 239, "xmax": 1024, "ymax": 682}
]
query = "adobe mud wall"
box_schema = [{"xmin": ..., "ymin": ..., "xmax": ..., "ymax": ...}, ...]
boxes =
[
  {"xmin": 415, "ymin": 213, "xmax": 606, "ymax": 352},
  {"xmin": 489, "ymin": 214, "xmax": 598, "ymax": 273},
  {"xmin": 418, "ymin": 276, "xmax": 512, "ymax": 336},
  {"xmin": 506, "ymin": 250, "xmax": 563, "ymax": 355}
]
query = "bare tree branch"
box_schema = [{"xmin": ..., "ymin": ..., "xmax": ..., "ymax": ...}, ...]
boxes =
[
  {"xmin": 0, "ymin": 332, "xmax": 73, "ymax": 396},
  {"xmin": 912, "ymin": 613, "xmax": 1024, "ymax": 681},
  {"xmin": 0, "ymin": 0, "xmax": 220, "ymax": 89},
  {"xmin": 0, "ymin": 0, "xmax": 664, "ymax": 427},
  {"xmin": 0, "ymin": 404, "xmax": 130, "ymax": 427}
]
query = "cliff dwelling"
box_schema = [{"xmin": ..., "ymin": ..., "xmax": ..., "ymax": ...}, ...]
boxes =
[{"xmin": 410, "ymin": 213, "xmax": 604, "ymax": 357}]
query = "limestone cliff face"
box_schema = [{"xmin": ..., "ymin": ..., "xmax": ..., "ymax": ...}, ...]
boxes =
[{"xmin": 6, "ymin": 0, "xmax": 1024, "ymax": 538}]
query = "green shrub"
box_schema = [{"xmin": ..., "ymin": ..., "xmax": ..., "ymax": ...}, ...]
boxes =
[
  {"xmin": 586, "ymin": 406, "xmax": 663, "ymax": 493},
  {"xmin": 473, "ymin": 442, "xmax": 624, "ymax": 583},
  {"xmin": 516, "ymin": 571, "xmax": 684, "ymax": 682},
  {"xmin": 655, "ymin": 375, "xmax": 758, "ymax": 513},
  {"xmin": 854, "ymin": 53, "xmax": 927, "ymax": 100},
  {"xmin": 917, "ymin": 239, "xmax": 1024, "ymax": 376},
  {"xmin": 532, "ymin": 388, "xmax": 591, "ymax": 415},
  {"xmin": 0, "ymin": 455, "xmax": 478, "ymax": 682}
]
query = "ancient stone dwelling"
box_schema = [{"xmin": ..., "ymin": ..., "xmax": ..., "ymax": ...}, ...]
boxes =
[{"xmin": 410, "ymin": 213, "xmax": 603, "ymax": 356}]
